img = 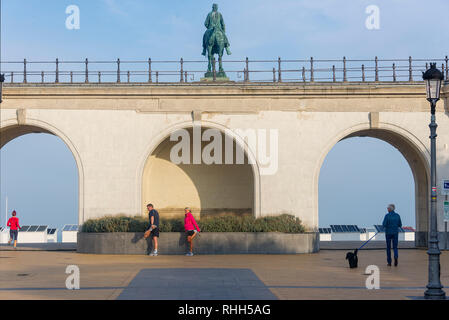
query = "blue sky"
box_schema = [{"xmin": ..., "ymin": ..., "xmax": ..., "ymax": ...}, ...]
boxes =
[
  {"xmin": 1, "ymin": 0, "xmax": 448, "ymax": 229},
  {"xmin": 2, "ymin": 0, "xmax": 448, "ymax": 61}
]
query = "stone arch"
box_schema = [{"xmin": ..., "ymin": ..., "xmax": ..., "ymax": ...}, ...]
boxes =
[
  {"xmin": 137, "ymin": 120, "xmax": 261, "ymax": 219},
  {"xmin": 313, "ymin": 122, "xmax": 430, "ymax": 246},
  {"xmin": 0, "ymin": 119, "xmax": 85, "ymax": 224}
]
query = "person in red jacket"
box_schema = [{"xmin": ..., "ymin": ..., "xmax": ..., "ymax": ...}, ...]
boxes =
[
  {"xmin": 7, "ymin": 210, "xmax": 21, "ymax": 249},
  {"xmin": 184, "ymin": 207, "xmax": 200, "ymax": 256}
]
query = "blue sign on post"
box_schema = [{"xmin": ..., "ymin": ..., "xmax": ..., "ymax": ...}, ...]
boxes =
[{"xmin": 443, "ymin": 180, "xmax": 449, "ymax": 195}]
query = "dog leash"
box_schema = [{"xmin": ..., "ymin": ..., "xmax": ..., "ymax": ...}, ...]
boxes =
[{"xmin": 357, "ymin": 231, "xmax": 379, "ymax": 250}]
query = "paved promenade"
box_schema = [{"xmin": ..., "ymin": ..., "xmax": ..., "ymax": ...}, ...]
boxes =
[{"xmin": 0, "ymin": 249, "xmax": 448, "ymax": 300}]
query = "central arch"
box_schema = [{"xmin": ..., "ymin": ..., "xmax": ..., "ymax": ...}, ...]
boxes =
[
  {"xmin": 138, "ymin": 121, "xmax": 261, "ymax": 219},
  {"xmin": 314, "ymin": 123, "xmax": 430, "ymax": 247}
]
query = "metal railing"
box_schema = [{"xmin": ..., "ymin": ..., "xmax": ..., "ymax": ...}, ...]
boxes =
[{"xmin": 0, "ymin": 56, "xmax": 448, "ymax": 84}]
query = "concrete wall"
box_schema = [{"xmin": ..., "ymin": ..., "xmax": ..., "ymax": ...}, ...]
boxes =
[
  {"xmin": 16, "ymin": 231, "xmax": 47, "ymax": 243},
  {"xmin": 416, "ymin": 232, "xmax": 449, "ymax": 249},
  {"xmin": 0, "ymin": 230, "xmax": 10, "ymax": 244},
  {"xmin": 77, "ymin": 232, "xmax": 319, "ymax": 254},
  {"xmin": 320, "ymin": 232, "xmax": 416, "ymax": 242},
  {"xmin": 330, "ymin": 233, "xmax": 365, "ymax": 241},
  {"xmin": 62, "ymin": 231, "xmax": 78, "ymax": 243},
  {"xmin": 2, "ymin": 82, "xmax": 449, "ymax": 238},
  {"xmin": 319, "ymin": 233, "xmax": 332, "ymax": 241}
]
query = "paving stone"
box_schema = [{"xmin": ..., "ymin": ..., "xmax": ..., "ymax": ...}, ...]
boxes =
[{"xmin": 118, "ymin": 268, "xmax": 277, "ymax": 300}]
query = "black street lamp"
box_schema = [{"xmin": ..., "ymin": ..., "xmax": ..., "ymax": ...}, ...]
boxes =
[
  {"xmin": 422, "ymin": 63, "xmax": 446, "ymax": 299},
  {"xmin": 0, "ymin": 73, "xmax": 4, "ymax": 104}
]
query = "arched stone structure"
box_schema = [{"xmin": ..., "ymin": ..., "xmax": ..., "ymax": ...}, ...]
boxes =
[
  {"xmin": 0, "ymin": 121, "xmax": 85, "ymax": 224},
  {"xmin": 1, "ymin": 81, "xmax": 448, "ymax": 248},
  {"xmin": 139, "ymin": 122, "xmax": 260, "ymax": 218},
  {"xmin": 313, "ymin": 122, "xmax": 431, "ymax": 246}
]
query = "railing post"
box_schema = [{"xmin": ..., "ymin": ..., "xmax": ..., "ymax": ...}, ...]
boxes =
[
  {"xmin": 278, "ymin": 57, "xmax": 282, "ymax": 82},
  {"xmin": 310, "ymin": 57, "xmax": 314, "ymax": 82},
  {"xmin": 70, "ymin": 71, "xmax": 73, "ymax": 83},
  {"xmin": 343, "ymin": 57, "xmax": 347, "ymax": 82},
  {"xmin": 117, "ymin": 58, "xmax": 121, "ymax": 83},
  {"xmin": 302, "ymin": 66, "xmax": 306, "ymax": 82},
  {"xmin": 392, "ymin": 63, "xmax": 396, "ymax": 82},
  {"xmin": 127, "ymin": 70, "xmax": 130, "ymax": 83},
  {"xmin": 213, "ymin": 57, "xmax": 216, "ymax": 81},
  {"xmin": 444, "ymin": 56, "xmax": 449, "ymax": 81},
  {"xmin": 180, "ymin": 58, "xmax": 184, "ymax": 83},
  {"xmin": 23, "ymin": 59, "xmax": 27, "ymax": 83},
  {"xmin": 41, "ymin": 71, "xmax": 44, "ymax": 83},
  {"xmin": 85, "ymin": 58, "xmax": 89, "ymax": 83},
  {"xmin": 11, "ymin": 72, "xmax": 14, "ymax": 83},
  {"xmin": 408, "ymin": 56, "xmax": 413, "ymax": 82},
  {"xmin": 156, "ymin": 71, "xmax": 159, "ymax": 83},
  {"xmin": 362, "ymin": 64, "xmax": 365, "ymax": 82},
  {"xmin": 332, "ymin": 65, "xmax": 336, "ymax": 82},
  {"xmin": 375, "ymin": 56, "xmax": 379, "ymax": 82},
  {"xmin": 148, "ymin": 58, "xmax": 152, "ymax": 83},
  {"xmin": 272, "ymin": 67, "xmax": 276, "ymax": 82},
  {"xmin": 55, "ymin": 58, "xmax": 59, "ymax": 83},
  {"xmin": 245, "ymin": 57, "xmax": 249, "ymax": 82},
  {"xmin": 185, "ymin": 71, "xmax": 188, "ymax": 83},
  {"xmin": 98, "ymin": 72, "xmax": 101, "ymax": 83}
]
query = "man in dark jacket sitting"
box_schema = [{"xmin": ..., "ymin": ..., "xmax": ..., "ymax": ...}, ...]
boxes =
[{"xmin": 382, "ymin": 204, "xmax": 402, "ymax": 266}]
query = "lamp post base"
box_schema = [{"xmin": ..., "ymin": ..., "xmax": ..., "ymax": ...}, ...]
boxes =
[{"xmin": 424, "ymin": 289, "xmax": 446, "ymax": 300}]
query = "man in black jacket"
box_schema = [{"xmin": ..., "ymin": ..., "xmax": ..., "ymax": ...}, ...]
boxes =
[{"xmin": 147, "ymin": 203, "xmax": 160, "ymax": 256}]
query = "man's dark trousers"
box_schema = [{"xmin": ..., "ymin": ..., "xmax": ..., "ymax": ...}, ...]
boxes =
[{"xmin": 386, "ymin": 233, "xmax": 399, "ymax": 264}]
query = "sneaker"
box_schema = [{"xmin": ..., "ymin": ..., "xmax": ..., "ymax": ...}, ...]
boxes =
[
  {"xmin": 394, "ymin": 258, "xmax": 398, "ymax": 267},
  {"xmin": 387, "ymin": 263, "xmax": 391, "ymax": 266},
  {"xmin": 185, "ymin": 252, "xmax": 194, "ymax": 256}
]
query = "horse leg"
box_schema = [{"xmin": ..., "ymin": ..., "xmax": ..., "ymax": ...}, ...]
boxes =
[
  {"xmin": 218, "ymin": 48, "xmax": 224, "ymax": 72},
  {"xmin": 207, "ymin": 46, "xmax": 213, "ymax": 72}
]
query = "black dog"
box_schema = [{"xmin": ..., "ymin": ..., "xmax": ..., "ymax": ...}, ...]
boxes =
[{"xmin": 346, "ymin": 249, "xmax": 358, "ymax": 268}]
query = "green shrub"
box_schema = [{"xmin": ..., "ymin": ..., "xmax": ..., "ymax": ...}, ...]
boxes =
[{"xmin": 81, "ymin": 214, "xmax": 305, "ymax": 233}]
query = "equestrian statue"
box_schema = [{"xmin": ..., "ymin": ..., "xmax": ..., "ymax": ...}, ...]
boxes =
[{"xmin": 202, "ymin": 4, "xmax": 231, "ymax": 80}]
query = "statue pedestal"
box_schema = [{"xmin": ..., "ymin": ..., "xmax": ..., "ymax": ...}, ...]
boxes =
[{"xmin": 201, "ymin": 71, "xmax": 230, "ymax": 82}]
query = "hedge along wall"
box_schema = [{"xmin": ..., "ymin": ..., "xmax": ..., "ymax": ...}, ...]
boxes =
[{"xmin": 81, "ymin": 214, "xmax": 306, "ymax": 233}]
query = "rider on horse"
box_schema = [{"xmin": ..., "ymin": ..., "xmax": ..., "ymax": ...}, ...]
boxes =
[{"xmin": 202, "ymin": 4, "xmax": 231, "ymax": 56}]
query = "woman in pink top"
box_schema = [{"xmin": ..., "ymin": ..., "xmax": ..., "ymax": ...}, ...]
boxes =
[
  {"xmin": 7, "ymin": 210, "xmax": 21, "ymax": 249},
  {"xmin": 184, "ymin": 207, "xmax": 200, "ymax": 256}
]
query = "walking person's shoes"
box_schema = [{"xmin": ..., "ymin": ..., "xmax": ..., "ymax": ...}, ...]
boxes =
[
  {"xmin": 394, "ymin": 258, "xmax": 398, "ymax": 266},
  {"xmin": 148, "ymin": 251, "xmax": 158, "ymax": 256},
  {"xmin": 185, "ymin": 252, "xmax": 194, "ymax": 256},
  {"xmin": 387, "ymin": 262, "xmax": 391, "ymax": 266}
]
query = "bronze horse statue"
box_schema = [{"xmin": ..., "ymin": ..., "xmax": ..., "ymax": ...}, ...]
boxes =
[{"xmin": 202, "ymin": 4, "xmax": 231, "ymax": 76}]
